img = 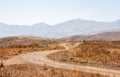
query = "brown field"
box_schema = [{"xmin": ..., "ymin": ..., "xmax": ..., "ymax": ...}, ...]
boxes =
[
  {"xmin": 0, "ymin": 39, "xmax": 120, "ymax": 77},
  {"xmin": 0, "ymin": 36, "xmax": 65, "ymax": 60},
  {"xmin": 48, "ymin": 41, "xmax": 120, "ymax": 69},
  {"xmin": 0, "ymin": 43, "xmax": 64, "ymax": 60},
  {"xmin": 0, "ymin": 64, "xmax": 108, "ymax": 77}
]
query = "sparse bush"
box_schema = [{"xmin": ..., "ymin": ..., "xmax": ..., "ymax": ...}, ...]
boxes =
[{"xmin": 0, "ymin": 61, "xmax": 4, "ymax": 68}]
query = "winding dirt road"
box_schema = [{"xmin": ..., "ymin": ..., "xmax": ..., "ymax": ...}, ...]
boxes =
[{"xmin": 3, "ymin": 43, "xmax": 120, "ymax": 77}]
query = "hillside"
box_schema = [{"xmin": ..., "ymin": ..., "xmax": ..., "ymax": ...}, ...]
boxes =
[
  {"xmin": 0, "ymin": 36, "xmax": 54, "ymax": 48},
  {"xmin": 48, "ymin": 41, "xmax": 120, "ymax": 70},
  {"xmin": 0, "ymin": 36, "xmax": 64, "ymax": 60},
  {"xmin": 62, "ymin": 31, "xmax": 120, "ymax": 41}
]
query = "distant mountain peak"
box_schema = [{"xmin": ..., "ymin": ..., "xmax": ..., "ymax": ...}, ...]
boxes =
[
  {"xmin": 32, "ymin": 23, "xmax": 50, "ymax": 26},
  {"xmin": 114, "ymin": 19, "xmax": 120, "ymax": 23},
  {"xmin": 0, "ymin": 23, "xmax": 7, "ymax": 26}
]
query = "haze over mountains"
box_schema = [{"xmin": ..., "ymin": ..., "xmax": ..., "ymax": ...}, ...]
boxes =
[{"xmin": 0, "ymin": 19, "xmax": 120, "ymax": 38}]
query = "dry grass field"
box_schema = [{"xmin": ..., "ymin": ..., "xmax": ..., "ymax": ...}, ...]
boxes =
[
  {"xmin": 0, "ymin": 43, "xmax": 64, "ymax": 60},
  {"xmin": 0, "ymin": 64, "xmax": 108, "ymax": 77},
  {"xmin": 0, "ymin": 38, "xmax": 120, "ymax": 77},
  {"xmin": 0, "ymin": 36, "xmax": 65, "ymax": 60},
  {"xmin": 48, "ymin": 41, "xmax": 120, "ymax": 69}
]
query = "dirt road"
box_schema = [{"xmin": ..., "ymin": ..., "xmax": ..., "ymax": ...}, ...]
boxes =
[{"xmin": 3, "ymin": 43, "xmax": 120, "ymax": 77}]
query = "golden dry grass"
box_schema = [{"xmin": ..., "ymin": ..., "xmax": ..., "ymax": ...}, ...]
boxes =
[
  {"xmin": 0, "ymin": 64, "xmax": 108, "ymax": 77},
  {"xmin": 48, "ymin": 41, "xmax": 120, "ymax": 69},
  {"xmin": 0, "ymin": 43, "xmax": 64, "ymax": 60}
]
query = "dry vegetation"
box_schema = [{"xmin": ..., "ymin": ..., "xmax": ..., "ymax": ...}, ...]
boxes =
[
  {"xmin": 48, "ymin": 40, "xmax": 120, "ymax": 69},
  {"xmin": 0, "ymin": 36, "xmax": 65, "ymax": 60},
  {"xmin": 0, "ymin": 64, "xmax": 108, "ymax": 77},
  {"xmin": 71, "ymin": 41, "xmax": 120, "ymax": 63},
  {"xmin": 0, "ymin": 36, "xmax": 119, "ymax": 77},
  {"xmin": 0, "ymin": 42, "xmax": 64, "ymax": 60}
]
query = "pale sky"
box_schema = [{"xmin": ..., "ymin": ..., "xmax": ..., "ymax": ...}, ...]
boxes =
[{"xmin": 0, "ymin": 0, "xmax": 120, "ymax": 25}]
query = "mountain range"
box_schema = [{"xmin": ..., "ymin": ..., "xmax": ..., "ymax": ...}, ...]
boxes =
[{"xmin": 0, "ymin": 19, "xmax": 120, "ymax": 38}]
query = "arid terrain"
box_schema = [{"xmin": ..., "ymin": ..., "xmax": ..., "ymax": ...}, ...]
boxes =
[
  {"xmin": 0, "ymin": 36, "xmax": 64, "ymax": 60},
  {"xmin": 0, "ymin": 36, "xmax": 120, "ymax": 77},
  {"xmin": 1, "ymin": 0, "xmax": 120, "ymax": 77},
  {"xmin": 48, "ymin": 41, "xmax": 120, "ymax": 68}
]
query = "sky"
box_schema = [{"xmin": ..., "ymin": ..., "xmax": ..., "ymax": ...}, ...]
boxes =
[{"xmin": 0, "ymin": 0, "xmax": 120, "ymax": 25}]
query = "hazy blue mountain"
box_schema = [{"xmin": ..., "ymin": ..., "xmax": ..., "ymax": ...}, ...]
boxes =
[
  {"xmin": 0, "ymin": 23, "xmax": 52, "ymax": 38},
  {"xmin": 0, "ymin": 19, "xmax": 120, "ymax": 38}
]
